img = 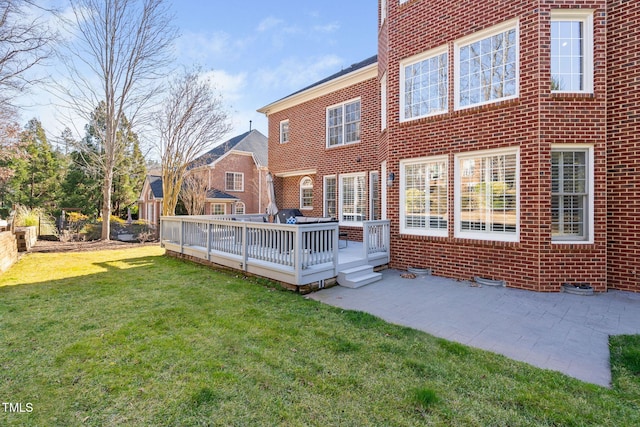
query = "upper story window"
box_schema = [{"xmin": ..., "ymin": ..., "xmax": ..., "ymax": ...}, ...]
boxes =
[
  {"xmin": 225, "ymin": 172, "xmax": 244, "ymax": 192},
  {"xmin": 401, "ymin": 47, "xmax": 448, "ymax": 121},
  {"xmin": 551, "ymin": 10, "xmax": 594, "ymax": 93},
  {"xmin": 455, "ymin": 147, "xmax": 519, "ymax": 242},
  {"xmin": 300, "ymin": 176, "xmax": 313, "ymax": 210},
  {"xmin": 551, "ymin": 146, "xmax": 593, "ymax": 243},
  {"xmin": 279, "ymin": 120, "xmax": 289, "ymax": 143},
  {"xmin": 327, "ymin": 99, "xmax": 361, "ymax": 148},
  {"xmin": 455, "ymin": 20, "xmax": 519, "ymax": 110}
]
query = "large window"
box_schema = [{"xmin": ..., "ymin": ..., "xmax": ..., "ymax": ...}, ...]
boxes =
[
  {"xmin": 455, "ymin": 148, "xmax": 519, "ymax": 241},
  {"xmin": 551, "ymin": 10, "xmax": 593, "ymax": 93},
  {"xmin": 339, "ymin": 173, "xmax": 366, "ymax": 225},
  {"xmin": 370, "ymin": 171, "xmax": 380, "ymax": 221},
  {"xmin": 324, "ymin": 176, "xmax": 337, "ymax": 219},
  {"xmin": 279, "ymin": 120, "xmax": 289, "ymax": 143},
  {"xmin": 456, "ymin": 20, "xmax": 518, "ymax": 109},
  {"xmin": 400, "ymin": 157, "xmax": 448, "ymax": 236},
  {"xmin": 551, "ymin": 146, "xmax": 593, "ymax": 242},
  {"xmin": 225, "ymin": 172, "xmax": 243, "ymax": 192},
  {"xmin": 401, "ymin": 48, "xmax": 448, "ymax": 121},
  {"xmin": 300, "ymin": 176, "xmax": 313, "ymax": 210},
  {"xmin": 327, "ymin": 99, "xmax": 361, "ymax": 147}
]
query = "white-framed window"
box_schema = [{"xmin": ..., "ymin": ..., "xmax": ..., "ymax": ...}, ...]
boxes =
[
  {"xmin": 212, "ymin": 203, "xmax": 225, "ymax": 215},
  {"xmin": 279, "ymin": 119, "xmax": 289, "ymax": 143},
  {"xmin": 400, "ymin": 47, "xmax": 448, "ymax": 121},
  {"xmin": 327, "ymin": 98, "xmax": 361, "ymax": 148},
  {"xmin": 381, "ymin": 73, "xmax": 387, "ymax": 131},
  {"xmin": 370, "ymin": 171, "xmax": 380, "ymax": 220},
  {"xmin": 455, "ymin": 148, "xmax": 519, "ymax": 242},
  {"xmin": 551, "ymin": 145, "xmax": 594, "ymax": 243},
  {"xmin": 225, "ymin": 172, "xmax": 244, "ymax": 192},
  {"xmin": 339, "ymin": 173, "xmax": 366, "ymax": 226},
  {"xmin": 299, "ymin": 176, "xmax": 313, "ymax": 210},
  {"xmin": 324, "ymin": 175, "xmax": 337, "ymax": 219},
  {"xmin": 551, "ymin": 10, "xmax": 594, "ymax": 93},
  {"xmin": 455, "ymin": 20, "xmax": 519, "ymax": 110},
  {"xmin": 234, "ymin": 202, "xmax": 245, "ymax": 215},
  {"xmin": 400, "ymin": 156, "xmax": 448, "ymax": 236}
]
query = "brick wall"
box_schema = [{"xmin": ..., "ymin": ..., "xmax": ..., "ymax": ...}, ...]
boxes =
[
  {"xmin": 207, "ymin": 153, "xmax": 268, "ymax": 214},
  {"xmin": 383, "ymin": 0, "xmax": 608, "ymax": 291},
  {"xmin": 606, "ymin": 0, "xmax": 640, "ymax": 292},
  {"xmin": 0, "ymin": 231, "xmax": 18, "ymax": 273}
]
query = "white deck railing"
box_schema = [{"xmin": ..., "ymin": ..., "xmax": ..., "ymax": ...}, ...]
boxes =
[{"xmin": 160, "ymin": 215, "xmax": 391, "ymax": 286}]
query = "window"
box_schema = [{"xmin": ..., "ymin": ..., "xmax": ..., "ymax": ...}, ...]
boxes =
[
  {"xmin": 300, "ymin": 176, "xmax": 313, "ymax": 210},
  {"xmin": 370, "ymin": 171, "xmax": 380, "ymax": 220},
  {"xmin": 401, "ymin": 47, "xmax": 448, "ymax": 121},
  {"xmin": 234, "ymin": 202, "xmax": 245, "ymax": 215},
  {"xmin": 455, "ymin": 148, "xmax": 519, "ymax": 242},
  {"xmin": 212, "ymin": 203, "xmax": 225, "ymax": 215},
  {"xmin": 324, "ymin": 176, "xmax": 337, "ymax": 219},
  {"xmin": 280, "ymin": 120, "xmax": 289, "ymax": 143},
  {"xmin": 551, "ymin": 146, "xmax": 593, "ymax": 242},
  {"xmin": 551, "ymin": 10, "xmax": 593, "ymax": 93},
  {"xmin": 381, "ymin": 73, "xmax": 387, "ymax": 130},
  {"xmin": 400, "ymin": 157, "xmax": 448, "ymax": 236},
  {"xmin": 456, "ymin": 20, "xmax": 518, "ymax": 109},
  {"xmin": 339, "ymin": 173, "xmax": 366, "ymax": 225},
  {"xmin": 327, "ymin": 99, "xmax": 361, "ymax": 147},
  {"xmin": 225, "ymin": 172, "xmax": 243, "ymax": 192}
]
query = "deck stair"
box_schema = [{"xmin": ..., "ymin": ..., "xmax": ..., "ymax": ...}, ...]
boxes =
[{"xmin": 337, "ymin": 264, "xmax": 382, "ymax": 288}]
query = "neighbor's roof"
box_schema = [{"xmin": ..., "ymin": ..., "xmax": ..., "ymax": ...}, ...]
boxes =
[
  {"xmin": 257, "ymin": 55, "xmax": 378, "ymax": 115},
  {"xmin": 148, "ymin": 175, "xmax": 163, "ymax": 199},
  {"xmin": 206, "ymin": 189, "xmax": 238, "ymax": 200},
  {"xmin": 193, "ymin": 129, "xmax": 268, "ymax": 168}
]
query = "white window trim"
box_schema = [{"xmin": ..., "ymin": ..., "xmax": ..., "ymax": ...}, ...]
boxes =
[
  {"xmin": 400, "ymin": 45, "xmax": 449, "ymax": 122},
  {"xmin": 454, "ymin": 19, "xmax": 520, "ymax": 111},
  {"xmin": 339, "ymin": 172, "xmax": 367, "ymax": 227},
  {"xmin": 323, "ymin": 175, "xmax": 337, "ymax": 219},
  {"xmin": 234, "ymin": 201, "xmax": 245, "ymax": 215},
  {"xmin": 550, "ymin": 9, "xmax": 594, "ymax": 94},
  {"xmin": 551, "ymin": 144, "xmax": 594, "ymax": 244},
  {"xmin": 212, "ymin": 203, "xmax": 226, "ymax": 215},
  {"xmin": 279, "ymin": 119, "xmax": 289, "ymax": 143},
  {"xmin": 381, "ymin": 73, "xmax": 387, "ymax": 131},
  {"xmin": 454, "ymin": 147, "xmax": 520, "ymax": 242},
  {"xmin": 326, "ymin": 97, "xmax": 361, "ymax": 148},
  {"xmin": 225, "ymin": 172, "xmax": 244, "ymax": 192},
  {"xmin": 400, "ymin": 156, "xmax": 449, "ymax": 237},
  {"xmin": 299, "ymin": 176, "xmax": 313, "ymax": 210}
]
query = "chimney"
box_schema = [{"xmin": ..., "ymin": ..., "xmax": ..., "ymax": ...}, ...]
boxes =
[{"xmin": 249, "ymin": 120, "xmax": 252, "ymax": 132}]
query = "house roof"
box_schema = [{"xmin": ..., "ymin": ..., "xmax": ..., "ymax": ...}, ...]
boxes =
[
  {"xmin": 193, "ymin": 129, "xmax": 268, "ymax": 168},
  {"xmin": 206, "ymin": 189, "xmax": 238, "ymax": 200},
  {"xmin": 257, "ymin": 55, "xmax": 378, "ymax": 115},
  {"xmin": 148, "ymin": 175, "xmax": 163, "ymax": 199}
]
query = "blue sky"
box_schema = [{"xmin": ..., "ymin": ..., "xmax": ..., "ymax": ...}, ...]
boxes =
[{"xmin": 19, "ymin": 1, "xmax": 377, "ymax": 152}]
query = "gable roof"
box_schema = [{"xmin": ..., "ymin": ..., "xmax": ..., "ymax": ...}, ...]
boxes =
[
  {"xmin": 193, "ymin": 129, "xmax": 268, "ymax": 168},
  {"xmin": 257, "ymin": 55, "xmax": 378, "ymax": 115},
  {"xmin": 148, "ymin": 175, "xmax": 163, "ymax": 199}
]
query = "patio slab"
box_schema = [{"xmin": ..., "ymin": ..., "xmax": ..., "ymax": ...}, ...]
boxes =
[{"xmin": 308, "ymin": 269, "xmax": 640, "ymax": 387}]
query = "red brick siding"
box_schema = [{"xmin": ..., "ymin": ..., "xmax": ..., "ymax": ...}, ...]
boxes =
[
  {"xmin": 384, "ymin": 0, "xmax": 608, "ymax": 291},
  {"xmin": 606, "ymin": 0, "xmax": 640, "ymax": 292},
  {"xmin": 207, "ymin": 153, "xmax": 267, "ymax": 214}
]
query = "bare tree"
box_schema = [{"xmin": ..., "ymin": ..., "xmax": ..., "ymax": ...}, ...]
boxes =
[
  {"xmin": 0, "ymin": 0, "xmax": 56, "ymax": 109},
  {"xmin": 180, "ymin": 167, "xmax": 209, "ymax": 216},
  {"xmin": 60, "ymin": 0, "xmax": 177, "ymax": 239},
  {"xmin": 158, "ymin": 69, "xmax": 230, "ymax": 216},
  {"xmin": 0, "ymin": 104, "xmax": 22, "ymax": 183}
]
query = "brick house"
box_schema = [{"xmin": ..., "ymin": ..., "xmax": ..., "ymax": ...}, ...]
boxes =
[
  {"xmin": 139, "ymin": 129, "xmax": 269, "ymax": 224},
  {"xmin": 258, "ymin": 0, "xmax": 639, "ymax": 293}
]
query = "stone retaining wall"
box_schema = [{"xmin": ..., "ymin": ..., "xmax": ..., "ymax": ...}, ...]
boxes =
[
  {"xmin": 0, "ymin": 231, "xmax": 18, "ymax": 273},
  {"xmin": 15, "ymin": 226, "xmax": 37, "ymax": 252}
]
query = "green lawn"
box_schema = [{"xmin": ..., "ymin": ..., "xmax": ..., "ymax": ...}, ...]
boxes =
[{"xmin": 1, "ymin": 246, "xmax": 638, "ymax": 426}]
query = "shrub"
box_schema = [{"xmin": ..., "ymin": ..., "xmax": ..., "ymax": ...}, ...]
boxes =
[{"xmin": 12, "ymin": 205, "xmax": 58, "ymax": 237}]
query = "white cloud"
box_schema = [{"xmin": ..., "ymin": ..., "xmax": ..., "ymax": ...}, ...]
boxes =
[
  {"xmin": 202, "ymin": 70, "xmax": 247, "ymax": 103},
  {"xmin": 254, "ymin": 55, "xmax": 343, "ymax": 92},
  {"xmin": 256, "ymin": 16, "xmax": 284, "ymax": 32},
  {"xmin": 313, "ymin": 22, "xmax": 340, "ymax": 33}
]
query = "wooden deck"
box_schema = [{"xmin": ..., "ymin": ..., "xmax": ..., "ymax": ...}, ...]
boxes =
[{"xmin": 160, "ymin": 215, "xmax": 390, "ymax": 288}]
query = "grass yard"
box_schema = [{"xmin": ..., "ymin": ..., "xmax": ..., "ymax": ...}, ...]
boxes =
[{"xmin": 1, "ymin": 246, "xmax": 639, "ymax": 426}]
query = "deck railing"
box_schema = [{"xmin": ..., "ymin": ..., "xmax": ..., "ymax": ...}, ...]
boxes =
[
  {"xmin": 363, "ymin": 220, "xmax": 391, "ymax": 265},
  {"xmin": 160, "ymin": 215, "xmax": 340, "ymax": 286}
]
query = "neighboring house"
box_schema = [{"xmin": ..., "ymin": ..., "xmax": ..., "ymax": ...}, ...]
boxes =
[
  {"xmin": 258, "ymin": 1, "xmax": 640, "ymax": 293},
  {"xmin": 138, "ymin": 129, "xmax": 269, "ymax": 222}
]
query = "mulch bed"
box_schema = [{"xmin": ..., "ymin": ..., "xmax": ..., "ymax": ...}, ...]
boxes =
[{"xmin": 30, "ymin": 239, "xmax": 160, "ymax": 253}]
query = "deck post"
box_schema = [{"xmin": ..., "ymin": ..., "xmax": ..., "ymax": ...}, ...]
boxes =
[
  {"xmin": 206, "ymin": 222, "xmax": 211, "ymax": 261},
  {"xmin": 179, "ymin": 219, "xmax": 184, "ymax": 253},
  {"xmin": 241, "ymin": 223, "xmax": 248, "ymax": 271},
  {"xmin": 294, "ymin": 226, "xmax": 302, "ymax": 284},
  {"xmin": 362, "ymin": 221, "xmax": 371, "ymax": 262}
]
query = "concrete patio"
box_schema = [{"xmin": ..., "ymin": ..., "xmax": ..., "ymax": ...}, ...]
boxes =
[{"xmin": 308, "ymin": 269, "xmax": 640, "ymax": 387}]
